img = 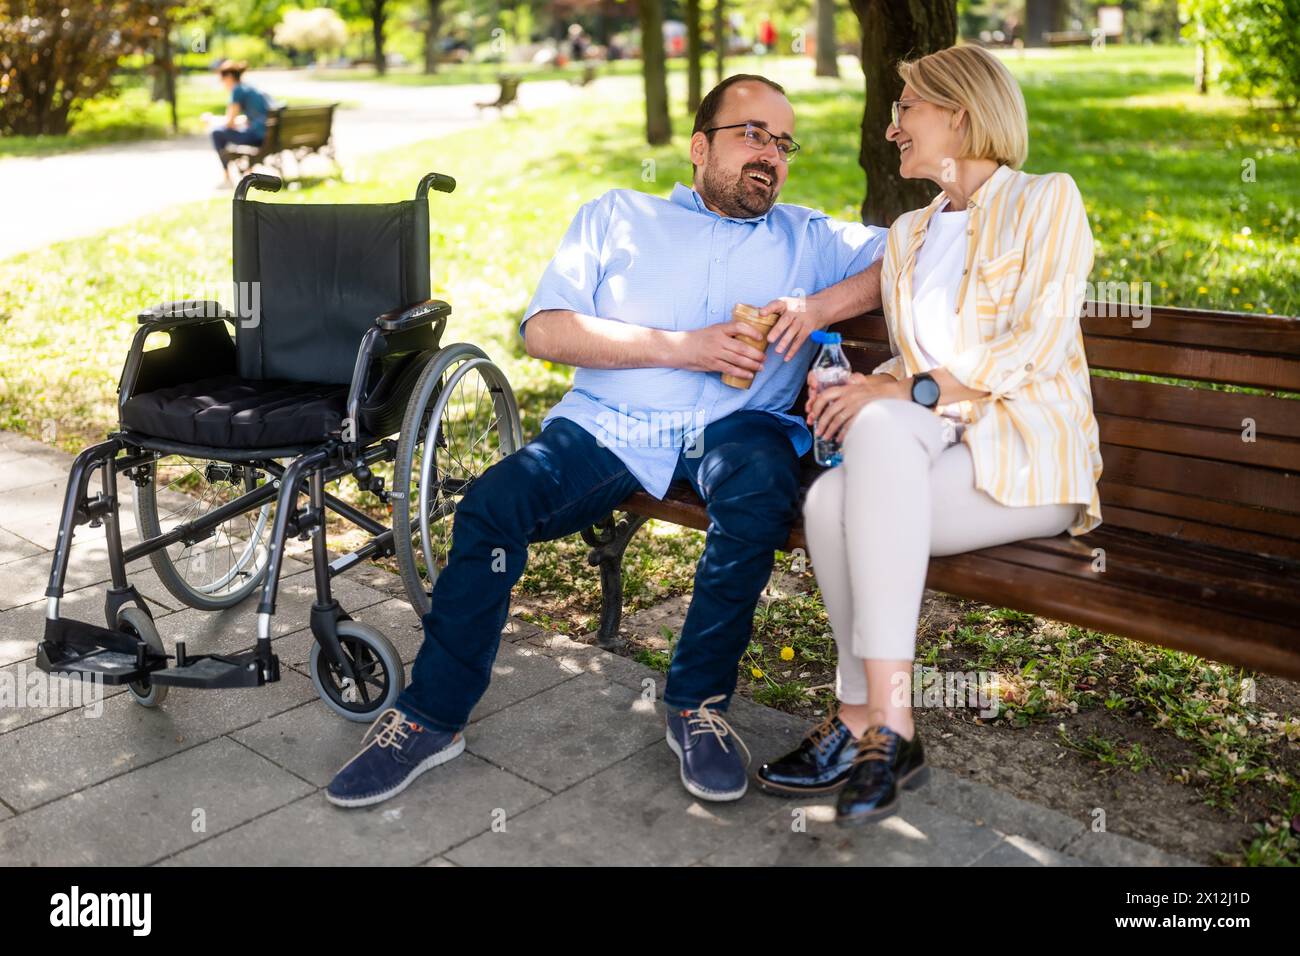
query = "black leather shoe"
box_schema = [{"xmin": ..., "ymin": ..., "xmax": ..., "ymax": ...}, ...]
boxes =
[
  {"xmin": 835, "ymin": 725, "xmax": 929, "ymax": 826},
  {"xmin": 756, "ymin": 715, "xmax": 859, "ymax": 796}
]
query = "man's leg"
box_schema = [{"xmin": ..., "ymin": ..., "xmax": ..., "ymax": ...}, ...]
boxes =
[
  {"xmin": 395, "ymin": 417, "xmax": 643, "ymax": 732},
  {"xmin": 658, "ymin": 410, "xmax": 801, "ymax": 801}
]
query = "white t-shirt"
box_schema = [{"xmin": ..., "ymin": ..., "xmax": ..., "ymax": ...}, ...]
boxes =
[{"xmin": 910, "ymin": 200, "xmax": 969, "ymax": 370}]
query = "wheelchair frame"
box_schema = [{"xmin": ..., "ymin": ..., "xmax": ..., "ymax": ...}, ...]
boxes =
[{"xmin": 36, "ymin": 172, "xmax": 523, "ymax": 721}]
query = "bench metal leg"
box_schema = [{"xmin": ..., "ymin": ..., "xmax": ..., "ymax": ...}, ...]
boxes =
[{"xmin": 581, "ymin": 512, "xmax": 650, "ymax": 649}]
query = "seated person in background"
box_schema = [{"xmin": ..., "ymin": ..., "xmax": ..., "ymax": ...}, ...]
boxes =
[{"xmin": 210, "ymin": 59, "xmax": 271, "ymax": 189}]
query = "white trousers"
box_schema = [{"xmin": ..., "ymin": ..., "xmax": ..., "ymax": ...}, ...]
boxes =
[{"xmin": 802, "ymin": 399, "xmax": 1077, "ymax": 705}]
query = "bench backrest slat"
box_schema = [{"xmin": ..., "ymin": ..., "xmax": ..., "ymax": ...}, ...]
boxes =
[{"xmin": 273, "ymin": 105, "xmax": 336, "ymax": 150}]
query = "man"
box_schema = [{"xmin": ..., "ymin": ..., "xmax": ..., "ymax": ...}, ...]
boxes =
[{"xmin": 327, "ymin": 74, "xmax": 886, "ymax": 808}]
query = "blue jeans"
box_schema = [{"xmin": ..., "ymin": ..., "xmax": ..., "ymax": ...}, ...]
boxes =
[
  {"xmin": 211, "ymin": 127, "xmax": 263, "ymax": 168},
  {"xmin": 395, "ymin": 411, "xmax": 802, "ymax": 732}
]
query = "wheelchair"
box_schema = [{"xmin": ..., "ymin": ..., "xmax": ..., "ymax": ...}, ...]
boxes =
[{"xmin": 35, "ymin": 172, "xmax": 523, "ymax": 721}]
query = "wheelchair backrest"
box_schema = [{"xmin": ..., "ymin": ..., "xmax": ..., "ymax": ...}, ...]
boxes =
[{"xmin": 232, "ymin": 197, "xmax": 430, "ymax": 385}]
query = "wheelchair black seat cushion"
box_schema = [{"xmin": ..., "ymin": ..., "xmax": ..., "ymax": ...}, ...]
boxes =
[{"xmin": 122, "ymin": 375, "xmax": 349, "ymax": 449}]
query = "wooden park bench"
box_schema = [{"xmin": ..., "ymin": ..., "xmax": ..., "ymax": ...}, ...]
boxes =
[
  {"xmin": 220, "ymin": 103, "xmax": 341, "ymax": 181},
  {"xmin": 570, "ymin": 63, "xmax": 598, "ymax": 87},
  {"xmin": 475, "ymin": 75, "xmax": 522, "ymax": 113},
  {"xmin": 579, "ymin": 304, "xmax": 1300, "ymax": 681}
]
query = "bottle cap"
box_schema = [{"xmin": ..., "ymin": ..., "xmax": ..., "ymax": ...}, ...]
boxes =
[{"xmin": 810, "ymin": 330, "xmax": 842, "ymax": 345}]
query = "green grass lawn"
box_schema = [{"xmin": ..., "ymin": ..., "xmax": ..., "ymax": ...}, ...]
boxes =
[{"xmin": 1, "ymin": 44, "xmax": 1296, "ymax": 865}]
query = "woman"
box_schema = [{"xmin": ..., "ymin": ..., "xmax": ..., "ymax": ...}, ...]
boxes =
[
  {"xmin": 210, "ymin": 60, "xmax": 272, "ymax": 189},
  {"xmin": 755, "ymin": 44, "xmax": 1103, "ymax": 826}
]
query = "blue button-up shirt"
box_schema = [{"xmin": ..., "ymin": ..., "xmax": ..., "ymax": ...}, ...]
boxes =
[{"xmin": 519, "ymin": 181, "xmax": 886, "ymax": 499}]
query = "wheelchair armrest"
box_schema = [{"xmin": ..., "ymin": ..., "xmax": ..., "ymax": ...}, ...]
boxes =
[
  {"xmin": 376, "ymin": 299, "xmax": 451, "ymax": 333},
  {"xmin": 138, "ymin": 300, "xmax": 234, "ymax": 325}
]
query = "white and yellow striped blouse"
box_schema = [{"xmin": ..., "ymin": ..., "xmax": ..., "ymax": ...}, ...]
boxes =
[{"xmin": 875, "ymin": 164, "xmax": 1103, "ymax": 535}]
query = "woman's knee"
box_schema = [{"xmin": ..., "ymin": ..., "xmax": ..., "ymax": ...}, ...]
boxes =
[
  {"xmin": 802, "ymin": 465, "xmax": 845, "ymax": 525},
  {"xmin": 842, "ymin": 399, "xmax": 923, "ymax": 452}
]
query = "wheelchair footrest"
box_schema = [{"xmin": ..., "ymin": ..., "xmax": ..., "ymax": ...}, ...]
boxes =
[
  {"xmin": 37, "ymin": 618, "xmax": 166, "ymax": 686},
  {"xmin": 149, "ymin": 651, "xmax": 274, "ymax": 689}
]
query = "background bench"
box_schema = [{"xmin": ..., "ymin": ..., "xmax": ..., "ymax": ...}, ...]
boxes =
[
  {"xmin": 580, "ymin": 304, "xmax": 1300, "ymax": 681},
  {"xmin": 220, "ymin": 103, "xmax": 340, "ymax": 181},
  {"xmin": 475, "ymin": 76, "xmax": 521, "ymax": 113}
]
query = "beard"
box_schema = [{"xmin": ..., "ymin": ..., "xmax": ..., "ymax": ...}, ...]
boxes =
[{"xmin": 699, "ymin": 156, "xmax": 779, "ymax": 219}]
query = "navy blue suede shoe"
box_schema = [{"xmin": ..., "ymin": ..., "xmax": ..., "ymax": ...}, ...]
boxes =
[
  {"xmin": 326, "ymin": 707, "xmax": 464, "ymax": 808},
  {"xmin": 665, "ymin": 695, "xmax": 750, "ymax": 802}
]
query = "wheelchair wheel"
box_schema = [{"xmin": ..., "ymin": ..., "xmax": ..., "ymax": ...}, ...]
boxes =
[
  {"xmin": 135, "ymin": 455, "xmax": 274, "ymax": 611},
  {"xmin": 392, "ymin": 344, "xmax": 522, "ymax": 617},
  {"xmin": 309, "ymin": 621, "xmax": 404, "ymax": 722},
  {"xmin": 119, "ymin": 606, "xmax": 169, "ymax": 708}
]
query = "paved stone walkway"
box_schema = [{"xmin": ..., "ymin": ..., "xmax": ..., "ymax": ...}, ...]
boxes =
[{"xmin": 0, "ymin": 431, "xmax": 1192, "ymax": 866}]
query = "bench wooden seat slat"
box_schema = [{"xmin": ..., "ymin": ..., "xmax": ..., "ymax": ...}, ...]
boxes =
[
  {"xmin": 583, "ymin": 301, "xmax": 1300, "ymax": 680},
  {"xmin": 1097, "ymin": 483, "xmax": 1300, "ymax": 558},
  {"xmin": 923, "ymin": 544, "xmax": 1299, "ymax": 677}
]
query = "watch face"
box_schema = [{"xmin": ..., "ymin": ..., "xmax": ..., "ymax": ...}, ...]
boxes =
[{"xmin": 914, "ymin": 375, "xmax": 941, "ymax": 407}]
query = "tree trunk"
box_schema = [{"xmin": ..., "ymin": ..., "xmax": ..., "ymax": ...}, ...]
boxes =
[
  {"xmin": 371, "ymin": 0, "xmax": 387, "ymax": 76},
  {"xmin": 424, "ymin": 0, "xmax": 444, "ymax": 74},
  {"xmin": 815, "ymin": 0, "xmax": 838, "ymax": 77},
  {"xmin": 849, "ymin": 0, "xmax": 956, "ymax": 226},
  {"xmin": 686, "ymin": 0, "xmax": 702, "ymax": 113},
  {"xmin": 640, "ymin": 0, "xmax": 671, "ymax": 144},
  {"xmin": 1023, "ymin": 0, "xmax": 1064, "ymax": 48},
  {"xmin": 713, "ymin": 0, "xmax": 725, "ymax": 85}
]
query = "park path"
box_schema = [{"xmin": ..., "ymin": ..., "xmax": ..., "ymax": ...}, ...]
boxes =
[
  {"xmin": 0, "ymin": 70, "xmax": 588, "ymax": 261},
  {"xmin": 0, "ymin": 429, "xmax": 1194, "ymax": 866}
]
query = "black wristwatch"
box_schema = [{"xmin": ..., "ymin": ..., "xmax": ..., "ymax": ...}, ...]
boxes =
[{"xmin": 910, "ymin": 372, "xmax": 941, "ymax": 409}]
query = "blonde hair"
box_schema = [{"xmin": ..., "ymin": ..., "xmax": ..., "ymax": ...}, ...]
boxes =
[{"xmin": 896, "ymin": 45, "xmax": 1028, "ymax": 169}]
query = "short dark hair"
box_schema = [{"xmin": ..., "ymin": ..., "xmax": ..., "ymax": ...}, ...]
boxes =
[
  {"xmin": 691, "ymin": 74, "xmax": 787, "ymax": 174},
  {"xmin": 217, "ymin": 59, "xmax": 248, "ymax": 81}
]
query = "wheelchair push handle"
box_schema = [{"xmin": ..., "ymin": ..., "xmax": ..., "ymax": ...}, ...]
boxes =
[
  {"xmin": 416, "ymin": 172, "xmax": 456, "ymax": 199},
  {"xmin": 235, "ymin": 173, "xmax": 283, "ymax": 201}
]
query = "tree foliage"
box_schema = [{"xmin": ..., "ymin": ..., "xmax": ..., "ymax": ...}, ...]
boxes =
[{"xmin": 0, "ymin": 0, "xmax": 169, "ymax": 136}]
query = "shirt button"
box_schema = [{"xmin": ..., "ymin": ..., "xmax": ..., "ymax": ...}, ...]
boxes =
[
  {"xmin": 714, "ymin": 258, "xmax": 721, "ymax": 264},
  {"xmin": 961, "ymin": 268, "xmax": 969, "ymax": 275},
  {"xmin": 1024, "ymin": 362, "xmax": 1034, "ymax": 371}
]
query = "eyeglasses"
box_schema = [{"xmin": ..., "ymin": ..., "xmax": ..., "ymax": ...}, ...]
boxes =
[
  {"xmin": 702, "ymin": 122, "xmax": 801, "ymax": 163},
  {"xmin": 890, "ymin": 98, "xmax": 926, "ymax": 128}
]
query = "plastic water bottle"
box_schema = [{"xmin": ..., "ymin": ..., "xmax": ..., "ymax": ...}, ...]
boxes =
[{"xmin": 810, "ymin": 329, "xmax": 851, "ymax": 467}]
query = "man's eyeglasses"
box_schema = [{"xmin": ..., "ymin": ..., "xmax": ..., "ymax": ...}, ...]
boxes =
[
  {"xmin": 703, "ymin": 122, "xmax": 800, "ymax": 163},
  {"xmin": 890, "ymin": 98, "xmax": 925, "ymax": 128}
]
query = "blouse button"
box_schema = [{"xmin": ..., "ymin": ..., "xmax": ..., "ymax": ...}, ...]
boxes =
[{"xmin": 1025, "ymin": 362, "xmax": 1034, "ymax": 371}]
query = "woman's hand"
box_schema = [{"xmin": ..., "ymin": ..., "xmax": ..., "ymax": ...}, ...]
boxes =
[{"xmin": 805, "ymin": 373, "xmax": 907, "ymax": 443}]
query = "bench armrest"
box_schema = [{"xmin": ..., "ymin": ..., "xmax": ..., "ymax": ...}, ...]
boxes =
[
  {"xmin": 138, "ymin": 300, "xmax": 234, "ymax": 325},
  {"xmin": 376, "ymin": 299, "xmax": 451, "ymax": 333}
]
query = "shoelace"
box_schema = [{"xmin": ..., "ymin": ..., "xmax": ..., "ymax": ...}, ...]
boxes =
[
  {"xmin": 851, "ymin": 726, "xmax": 895, "ymax": 765},
  {"xmin": 684, "ymin": 695, "xmax": 752, "ymax": 766},
  {"xmin": 806, "ymin": 715, "xmax": 842, "ymax": 752},
  {"xmin": 367, "ymin": 707, "xmax": 413, "ymax": 752}
]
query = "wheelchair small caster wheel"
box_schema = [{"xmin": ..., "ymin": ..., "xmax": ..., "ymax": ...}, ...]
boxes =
[
  {"xmin": 119, "ymin": 607, "xmax": 169, "ymax": 708},
  {"xmin": 309, "ymin": 621, "xmax": 405, "ymax": 722}
]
